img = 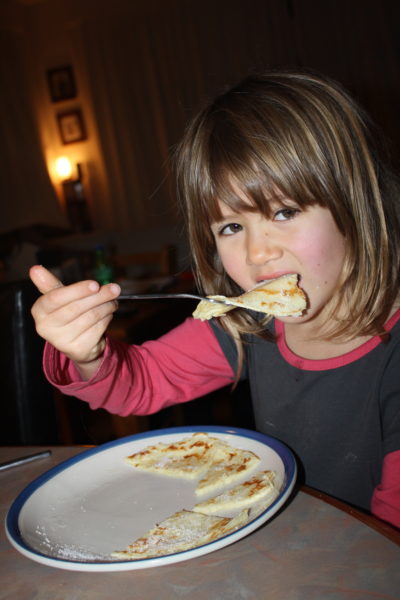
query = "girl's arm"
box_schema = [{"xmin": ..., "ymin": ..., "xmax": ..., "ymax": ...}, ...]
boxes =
[
  {"xmin": 371, "ymin": 450, "xmax": 400, "ymax": 529},
  {"xmin": 43, "ymin": 317, "xmax": 235, "ymax": 416}
]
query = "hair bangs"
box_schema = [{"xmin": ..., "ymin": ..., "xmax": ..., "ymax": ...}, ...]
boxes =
[{"xmin": 201, "ymin": 123, "xmax": 321, "ymax": 224}]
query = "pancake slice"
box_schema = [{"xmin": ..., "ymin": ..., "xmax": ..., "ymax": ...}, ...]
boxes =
[
  {"xmin": 195, "ymin": 445, "xmax": 261, "ymax": 496},
  {"xmin": 126, "ymin": 433, "xmax": 260, "ymax": 489},
  {"xmin": 193, "ymin": 470, "xmax": 278, "ymax": 514},
  {"xmin": 192, "ymin": 273, "xmax": 306, "ymax": 320},
  {"xmin": 111, "ymin": 508, "xmax": 249, "ymax": 560},
  {"xmin": 125, "ymin": 432, "xmax": 219, "ymax": 479}
]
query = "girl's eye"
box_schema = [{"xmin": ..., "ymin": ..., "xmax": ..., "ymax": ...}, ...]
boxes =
[
  {"xmin": 274, "ymin": 207, "xmax": 300, "ymax": 221},
  {"xmin": 218, "ymin": 222, "xmax": 243, "ymax": 236}
]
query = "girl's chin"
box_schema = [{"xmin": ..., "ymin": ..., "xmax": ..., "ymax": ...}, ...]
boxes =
[
  {"xmin": 276, "ymin": 310, "xmax": 310, "ymax": 324},
  {"xmin": 276, "ymin": 316, "xmax": 304, "ymax": 323}
]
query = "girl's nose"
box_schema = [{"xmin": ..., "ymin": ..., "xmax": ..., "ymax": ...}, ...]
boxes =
[{"xmin": 246, "ymin": 233, "xmax": 282, "ymax": 265}]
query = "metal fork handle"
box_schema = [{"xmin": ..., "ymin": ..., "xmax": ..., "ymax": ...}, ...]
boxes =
[{"xmin": 118, "ymin": 293, "xmax": 229, "ymax": 305}]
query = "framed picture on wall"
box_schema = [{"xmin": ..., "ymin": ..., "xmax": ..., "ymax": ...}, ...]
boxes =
[
  {"xmin": 57, "ymin": 109, "xmax": 87, "ymax": 144},
  {"xmin": 47, "ymin": 65, "xmax": 77, "ymax": 102}
]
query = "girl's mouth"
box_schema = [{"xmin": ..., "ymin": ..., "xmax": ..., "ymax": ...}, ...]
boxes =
[{"xmin": 256, "ymin": 271, "xmax": 300, "ymax": 284}]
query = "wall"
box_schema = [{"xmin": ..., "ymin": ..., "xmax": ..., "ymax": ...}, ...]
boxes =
[{"xmin": 1, "ymin": 0, "xmax": 399, "ymax": 245}]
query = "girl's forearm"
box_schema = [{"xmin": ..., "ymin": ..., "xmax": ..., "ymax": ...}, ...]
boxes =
[{"xmin": 42, "ymin": 319, "xmax": 234, "ymax": 417}]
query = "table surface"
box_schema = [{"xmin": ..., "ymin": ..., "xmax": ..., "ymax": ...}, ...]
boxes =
[{"xmin": 1, "ymin": 446, "xmax": 400, "ymax": 600}]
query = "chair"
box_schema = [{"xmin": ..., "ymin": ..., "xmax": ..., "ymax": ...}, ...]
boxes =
[
  {"xmin": 0, "ymin": 279, "xmax": 59, "ymax": 444},
  {"xmin": 113, "ymin": 244, "xmax": 175, "ymax": 278}
]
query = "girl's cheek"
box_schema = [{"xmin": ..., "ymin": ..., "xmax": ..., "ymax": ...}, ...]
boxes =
[
  {"xmin": 293, "ymin": 235, "xmax": 330, "ymax": 268},
  {"xmin": 221, "ymin": 257, "xmax": 240, "ymax": 279},
  {"xmin": 216, "ymin": 243, "xmax": 235, "ymax": 268},
  {"xmin": 218, "ymin": 248, "xmax": 245, "ymax": 284}
]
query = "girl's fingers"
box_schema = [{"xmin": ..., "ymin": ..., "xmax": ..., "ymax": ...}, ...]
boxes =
[
  {"xmin": 44, "ymin": 284, "xmax": 120, "ymax": 326},
  {"xmin": 70, "ymin": 312, "xmax": 115, "ymax": 348},
  {"xmin": 36, "ymin": 279, "xmax": 102, "ymax": 314},
  {"xmin": 41, "ymin": 282, "xmax": 94, "ymax": 314},
  {"xmin": 35, "ymin": 295, "xmax": 118, "ymax": 339},
  {"xmin": 57, "ymin": 313, "xmax": 115, "ymax": 364},
  {"xmin": 66, "ymin": 299, "xmax": 119, "ymax": 339},
  {"xmin": 30, "ymin": 262, "xmax": 120, "ymax": 321},
  {"xmin": 30, "ymin": 265, "xmax": 111, "ymax": 313},
  {"xmin": 34, "ymin": 297, "xmax": 118, "ymax": 361}
]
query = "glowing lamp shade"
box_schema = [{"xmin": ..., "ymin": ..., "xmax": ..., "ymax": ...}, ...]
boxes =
[{"xmin": 55, "ymin": 156, "xmax": 73, "ymax": 179}]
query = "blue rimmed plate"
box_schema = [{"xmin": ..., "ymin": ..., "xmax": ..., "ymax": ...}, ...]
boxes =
[{"xmin": 5, "ymin": 425, "xmax": 296, "ymax": 571}]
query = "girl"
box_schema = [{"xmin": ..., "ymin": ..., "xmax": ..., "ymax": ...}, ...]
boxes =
[{"xmin": 30, "ymin": 71, "xmax": 400, "ymax": 528}]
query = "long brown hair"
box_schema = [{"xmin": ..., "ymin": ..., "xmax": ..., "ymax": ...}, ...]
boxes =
[{"xmin": 176, "ymin": 70, "xmax": 400, "ymax": 348}]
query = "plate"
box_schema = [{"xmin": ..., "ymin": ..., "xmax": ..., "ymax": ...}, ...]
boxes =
[{"xmin": 5, "ymin": 426, "xmax": 296, "ymax": 571}]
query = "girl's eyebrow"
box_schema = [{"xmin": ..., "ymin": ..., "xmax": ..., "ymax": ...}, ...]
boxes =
[
  {"xmin": 211, "ymin": 211, "xmax": 241, "ymax": 225},
  {"xmin": 210, "ymin": 218, "xmax": 226, "ymax": 229}
]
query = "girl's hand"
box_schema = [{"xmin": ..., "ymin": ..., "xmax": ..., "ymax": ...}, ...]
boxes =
[{"xmin": 29, "ymin": 265, "xmax": 120, "ymax": 377}]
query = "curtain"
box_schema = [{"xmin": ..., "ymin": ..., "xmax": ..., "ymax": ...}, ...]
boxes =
[
  {"xmin": 1, "ymin": 0, "xmax": 399, "ymax": 237},
  {"xmin": 80, "ymin": 0, "xmax": 293, "ymax": 232},
  {"xmin": 79, "ymin": 0, "xmax": 400, "ymax": 232},
  {"xmin": 0, "ymin": 27, "xmax": 66, "ymax": 234}
]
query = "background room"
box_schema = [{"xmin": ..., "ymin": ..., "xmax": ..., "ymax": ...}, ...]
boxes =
[{"xmin": 1, "ymin": 0, "xmax": 399, "ymax": 444}]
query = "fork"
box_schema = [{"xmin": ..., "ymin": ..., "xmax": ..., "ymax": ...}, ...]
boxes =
[{"xmin": 118, "ymin": 293, "xmax": 233, "ymax": 306}]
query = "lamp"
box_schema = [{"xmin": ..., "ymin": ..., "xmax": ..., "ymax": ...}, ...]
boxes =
[
  {"xmin": 55, "ymin": 156, "xmax": 73, "ymax": 180},
  {"xmin": 55, "ymin": 157, "xmax": 92, "ymax": 233}
]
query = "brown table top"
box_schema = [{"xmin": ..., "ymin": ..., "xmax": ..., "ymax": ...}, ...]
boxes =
[{"xmin": 1, "ymin": 445, "xmax": 399, "ymax": 600}]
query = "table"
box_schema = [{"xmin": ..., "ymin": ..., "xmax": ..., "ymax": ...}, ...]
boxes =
[{"xmin": 1, "ymin": 446, "xmax": 399, "ymax": 600}]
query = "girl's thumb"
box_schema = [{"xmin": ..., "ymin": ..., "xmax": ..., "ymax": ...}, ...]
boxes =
[{"xmin": 29, "ymin": 265, "xmax": 64, "ymax": 295}]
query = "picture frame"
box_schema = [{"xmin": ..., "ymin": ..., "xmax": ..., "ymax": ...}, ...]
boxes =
[
  {"xmin": 57, "ymin": 109, "xmax": 87, "ymax": 144},
  {"xmin": 47, "ymin": 65, "xmax": 77, "ymax": 102}
]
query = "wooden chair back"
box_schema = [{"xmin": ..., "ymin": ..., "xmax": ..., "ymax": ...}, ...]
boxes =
[{"xmin": 113, "ymin": 244, "xmax": 175, "ymax": 277}]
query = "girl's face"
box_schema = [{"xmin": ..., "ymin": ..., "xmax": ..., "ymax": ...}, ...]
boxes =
[{"xmin": 210, "ymin": 192, "xmax": 347, "ymax": 327}]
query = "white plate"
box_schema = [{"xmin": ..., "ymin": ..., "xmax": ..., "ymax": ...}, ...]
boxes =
[{"xmin": 5, "ymin": 426, "xmax": 296, "ymax": 571}]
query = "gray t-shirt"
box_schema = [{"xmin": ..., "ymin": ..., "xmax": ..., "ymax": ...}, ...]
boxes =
[{"xmin": 211, "ymin": 313, "xmax": 400, "ymax": 511}]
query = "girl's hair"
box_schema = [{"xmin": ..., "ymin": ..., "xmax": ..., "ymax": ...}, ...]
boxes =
[{"xmin": 176, "ymin": 70, "xmax": 400, "ymax": 353}]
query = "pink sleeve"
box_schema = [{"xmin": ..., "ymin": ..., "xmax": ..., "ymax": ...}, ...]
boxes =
[
  {"xmin": 371, "ymin": 450, "xmax": 400, "ymax": 529},
  {"xmin": 43, "ymin": 317, "xmax": 234, "ymax": 417}
]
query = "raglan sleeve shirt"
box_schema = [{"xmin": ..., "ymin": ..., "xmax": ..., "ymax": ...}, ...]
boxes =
[
  {"xmin": 43, "ymin": 315, "xmax": 400, "ymax": 529},
  {"xmin": 370, "ymin": 340, "xmax": 400, "ymax": 528},
  {"xmin": 43, "ymin": 317, "xmax": 234, "ymax": 416}
]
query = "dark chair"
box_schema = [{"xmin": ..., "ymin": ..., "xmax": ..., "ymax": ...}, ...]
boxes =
[
  {"xmin": 113, "ymin": 244, "xmax": 176, "ymax": 278},
  {"xmin": 0, "ymin": 279, "xmax": 59, "ymax": 444}
]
